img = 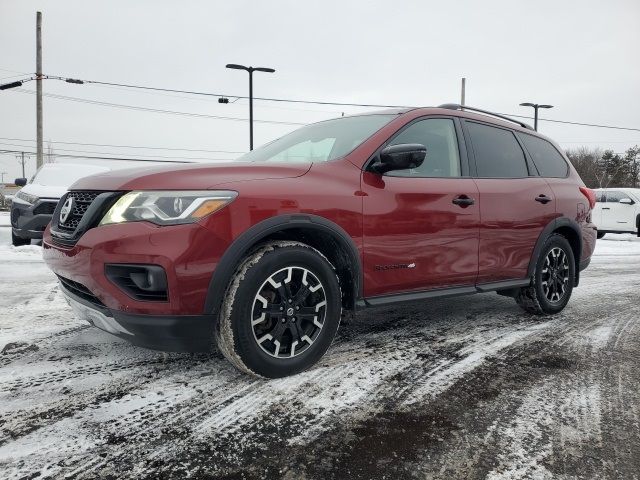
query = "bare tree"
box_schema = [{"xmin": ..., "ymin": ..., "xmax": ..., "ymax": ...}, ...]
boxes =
[{"xmin": 566, "ymin": 146, "xmax": 639, "ymax": 188}]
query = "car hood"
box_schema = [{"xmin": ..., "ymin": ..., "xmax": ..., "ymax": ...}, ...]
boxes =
[
  {"xmin": 20, "ymin": 183, "xmax": 67, "ymax": 200},
  {"xmin": 69, "ymin": 161, "xmax": 312, "ymax": 191}
]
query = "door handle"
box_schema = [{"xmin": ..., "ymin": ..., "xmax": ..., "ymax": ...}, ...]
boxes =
[
  {"xmin": 602, "ymin": 207, "xmax": 610, "ymax": 210},
  {"xmin": 452, "ymin": 195, "xmax": 475, "ymax": 207},
  {"xmin": 535, "ymin": 194, "xmax": 553, "ymax": 204}
]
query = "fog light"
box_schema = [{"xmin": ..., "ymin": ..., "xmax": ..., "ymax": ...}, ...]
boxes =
[{"xmin": 105, "ymin": 264, "xmax": 168, "ymax": 302}]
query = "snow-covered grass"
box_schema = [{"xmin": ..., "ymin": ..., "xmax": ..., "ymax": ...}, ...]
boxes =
[{"xmin": 0, "ymin": 212, "xmax": 10, "ymax": 228}]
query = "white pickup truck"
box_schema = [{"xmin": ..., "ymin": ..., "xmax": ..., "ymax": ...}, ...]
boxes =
[{"xmin": 593, "ymin": 188, "xmax": 640, "ymax": 238}]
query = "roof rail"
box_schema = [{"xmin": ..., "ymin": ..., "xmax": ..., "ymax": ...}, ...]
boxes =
[{"xmin": 438, "ymin": 103, "xmax": 534, "ymax": 130}]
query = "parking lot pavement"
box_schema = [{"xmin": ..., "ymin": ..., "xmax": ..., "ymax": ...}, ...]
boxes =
[{"xmin": 1, "ymin": 219, "xmax": 639, "ymax": 479}]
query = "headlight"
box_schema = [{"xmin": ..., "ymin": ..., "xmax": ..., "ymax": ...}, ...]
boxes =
[
  {"xmin": 99, "ymin": 190, "xmax": 237, "ymax": 226},
  {"xmin": 16, "ymin": 191, "xmax": 39, "ymax": 205}
]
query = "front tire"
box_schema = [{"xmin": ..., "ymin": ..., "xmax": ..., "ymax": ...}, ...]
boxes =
[
  {"xmin": 515, "ymin": 234, "xmax": 575, "ymax": 315},
  {"xmin": 215, "ymin": 241, "xmax": 342, "ymax": 378}
]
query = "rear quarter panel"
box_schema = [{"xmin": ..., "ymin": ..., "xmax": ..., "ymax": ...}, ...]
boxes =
[{"xmin": 545, "ymin": 167, "xmax": 597, "ymax": 264}]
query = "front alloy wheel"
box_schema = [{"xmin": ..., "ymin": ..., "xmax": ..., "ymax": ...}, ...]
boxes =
[
  {"xmin": 216, "ymin": 242, "xmax": 342, "ymax": 378},
  {"xmin": 251, "ymin": 266, "xmax": 327, "ymax": 359}
]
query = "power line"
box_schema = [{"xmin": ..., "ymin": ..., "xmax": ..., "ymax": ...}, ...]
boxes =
[
  {"xmin": 493, "ymin": 112, "xmax": 640, "ymax": 133},
  {"xmin": 90, "ymin": 81, "xmax": 343, "ymax": 115},
  {"xmin": 0, "ymin": 136, "xmax": 245, "ymax": 154},
  {"xmin": 46, "ymin": 74, "xmax": 409, "ymax": 109},
  {"xmin": 0, "ymin": 142, "xmax": 236, "ymax": 161},
  {"xmin": 39, "ymin": 74, "xmax": 640, "ymax": 132},
  {"xmin": 12, "ymin": 88, "xmax": 307, "ymax": 126},
  {"xmin": 0, "ymin": 149, "xmax": 196, "ymax": 163},
  {"xmin": 4, "ymin": 69, "xmax": 640, "ymax": 132}
]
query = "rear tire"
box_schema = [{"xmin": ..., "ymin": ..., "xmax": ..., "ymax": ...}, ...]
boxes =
[
  {"xmin": 215, "ymin": 241, "xmax": 342, "ymax": 378},
  {"xmin": 515, "ymin": 234, "xmax": 575, "ymax": 315},
  {"xmin": 597, "ymin": 231, "xmax": 606, "ymax": 239},
  {"xmin": 11, "ymin": 232, "xmax": 30, "ymax": 247}
]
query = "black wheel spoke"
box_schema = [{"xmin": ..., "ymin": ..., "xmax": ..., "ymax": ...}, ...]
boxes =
[
  {"xmin": 293, "ymin": 285, "xmax": 311, "ymax": 304},
  {"xmin": 289, "ymin": 321, "xmax": 304, "ymax": 342},
  {"xmin": 251, "ymin": 266, "xmax": 326, "ymax": 359}
]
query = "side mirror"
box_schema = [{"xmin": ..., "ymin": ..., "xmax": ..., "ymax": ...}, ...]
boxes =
[
  {"xmin": 619, "ymin": 197, "xmax": 634, "ymax": 205},
  {"xmin": 370, "ymin": 143, "xmax": 426, "ymax": 174},
  {"xmin": 15, "ymin": 178, "xmax": 27, "ymax": 187}
]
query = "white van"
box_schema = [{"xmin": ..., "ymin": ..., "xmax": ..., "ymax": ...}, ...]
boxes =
[{"xmin": 593, "ymin": 188, "xmax": 640, "ymax": 238}]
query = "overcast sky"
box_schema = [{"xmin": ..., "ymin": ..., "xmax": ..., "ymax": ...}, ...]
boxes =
[{"xmin": 1, "ymin": 0, "xmax": 639, "ymax": 182}]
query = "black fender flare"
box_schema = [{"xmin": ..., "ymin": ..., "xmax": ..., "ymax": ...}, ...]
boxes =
[
  {"xmin": 203, "ymin": 214, "xmax": 362, "ymax": 315},
  {"xmin": 527, "ymin": 216, "xmax": 583, "ymax": 284}
]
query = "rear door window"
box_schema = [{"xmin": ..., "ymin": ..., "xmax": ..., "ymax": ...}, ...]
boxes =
[
  {"xmin": 466, "ymin": 122, "xmax": 529, "ymax": 178},
  {"xmin": 518, "ymin": 133, "xmax": 569, "ymax": 177}
]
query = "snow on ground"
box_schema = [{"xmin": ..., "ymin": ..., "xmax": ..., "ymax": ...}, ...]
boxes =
[
  {"xmin": 0, "ymin": 225, "xmax": 639, "ymax": 479},
  {"xmin": 0, "ymin": 212, "xmax": 9, "ymax": 228}
]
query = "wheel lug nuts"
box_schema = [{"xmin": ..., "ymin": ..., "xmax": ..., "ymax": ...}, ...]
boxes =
[
  {"xmin": 282, "ymin": 318, "xmax": 286, "ymax": 323},
  {"xmin": 295, "ymin": 306, "xmax": 299, "ymax": 310},
  {"xmin": 288, "ymin": 299, "xmax": 292, "ymax": 303},
  {"xmin": 292, "ymin": 317, "xmax": 296, "ymax": 322},
  {"xmin": 279, "ymin": 307, "xmax": 284, "ymax": 311}
]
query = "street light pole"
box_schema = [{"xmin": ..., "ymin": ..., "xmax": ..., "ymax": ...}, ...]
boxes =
[
  {"xmin": 519, "ymin": 102, "xmax": 553, "ymax": 131},
  {"xmin": 225, "ymin": 64, "xmax": 275, "ymax": 150},
  {"xmin": 249, "ymin": 68, "xmax": 253, "ymax": 151}
]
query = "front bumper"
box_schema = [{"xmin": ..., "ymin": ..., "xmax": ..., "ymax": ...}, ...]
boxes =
[
  {"xmin": 60, "ymin": 281, "xmax": 214, "ymax": 352},
  {"xmin": 43, "ymin": 220, "xmax": 229, "ymax": 316},
  {"xmin": 11, "ymin": 199, "xmax": 58, "ymax": 239}
]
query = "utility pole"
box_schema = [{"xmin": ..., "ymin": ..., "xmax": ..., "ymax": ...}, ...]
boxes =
[
  {"xmin": 17, "ymin": 152, "xmax": 28, "ymax": 178},
  {"xmin": 0, "ymin": 172, "xmax": 7, "ymax": 184},
  {"xmin": 461, "ymin": 77, "xmax": 466, "ymax": 108},
  {"xmin": 36, "ymin": 11, "xmax": 43, "ymax": 169}
]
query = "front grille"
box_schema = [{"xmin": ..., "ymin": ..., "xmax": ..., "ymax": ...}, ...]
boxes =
[
  {"xmin": 33, "ymin": 201, "xmax": 58, "ymax": 215},
  {"xmin": 57, "ymin": 275, "xmax": 106, "ymax": 308},
  {"xmin": 50, "ymin": 191, "xmax": 122, "ymax": 247},
  {"xmin": 56, "ymin": 191, "xmax": 103, "ymax": 233}
]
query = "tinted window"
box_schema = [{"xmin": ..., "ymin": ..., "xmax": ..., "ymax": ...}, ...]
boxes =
[
  {"xmin": 387, "ymin": 118, "xmax": 461, "ymax": 177},
  {"xmin": 466, "ymin": 122, "xmax": 528, "ymax": 178},
  {"xmin": 595, "ymin": 191, "xmax": 605, "ymax": 203},
  {"xmin": 519, "ymin": 133, "xmax": 568, "ymax": 177}
]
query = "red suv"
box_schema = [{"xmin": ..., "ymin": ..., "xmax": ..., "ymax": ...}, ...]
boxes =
[{"xmin": 43, "ymin": 105, "xmax": 597, "ymax": 378}]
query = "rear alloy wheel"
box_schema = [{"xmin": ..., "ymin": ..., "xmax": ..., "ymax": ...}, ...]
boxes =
[
  {"xmin": 515, "ymin": 234, "xmax": 575, "ymax": 315},
  {"xmin": 216, "ymin": 241, "xmax": 342, "ymax": 378}
]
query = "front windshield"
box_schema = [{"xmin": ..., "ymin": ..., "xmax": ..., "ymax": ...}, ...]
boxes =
[{"xmin": 238, "ymin": 114, "xmax": 396, "ymax": 163}]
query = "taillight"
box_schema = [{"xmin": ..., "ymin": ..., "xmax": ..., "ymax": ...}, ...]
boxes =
[{"xmin": 579, "ymin": 187, "xmax": 596, "ymax": 210}]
